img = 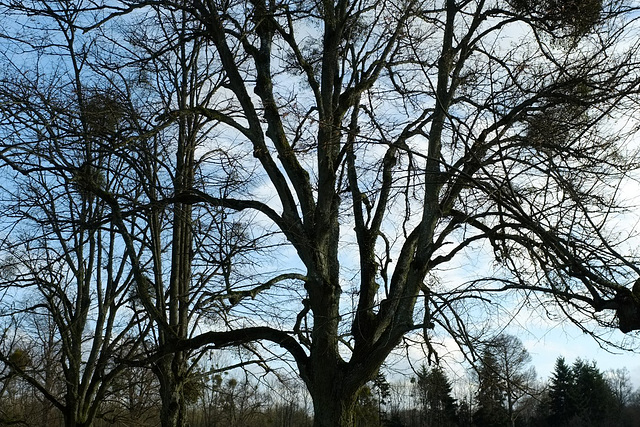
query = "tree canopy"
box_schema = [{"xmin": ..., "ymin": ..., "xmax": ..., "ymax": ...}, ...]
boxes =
[{"xmin": 1, "ymin": 0, "xmax": 640, "ymax": 426}]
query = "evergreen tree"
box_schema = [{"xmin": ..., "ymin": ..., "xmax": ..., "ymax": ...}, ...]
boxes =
[
  {"xmin": 547, "ymin": 357, "xmax": 616, "ymax": 427},
  {"xmin": 570, "ymin": 359, "xmax": 616, "ymax": 426},
  {"xmin": 474, "ymin": 351, "xmax": 509, "ymax": 427},
  {"xmin": 415, "ymin": 365, "xmax": 458, "ymax": 427},
  {"xmin": 373, "ymin": 372, "xmax": 391, "ymax": 423},
  {"xmin": 548, "ymin": 357, "xmax": 574, "ymax": 425}
]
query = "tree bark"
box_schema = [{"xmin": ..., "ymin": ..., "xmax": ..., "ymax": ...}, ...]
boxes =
[
  {"xmin": 158, "ymin": 369, "xmax": 184, "ymax": 427},
  {"xmin": 311, "ymin": 395, "xmax": 356, "ymax": 427},
  {"xmin": 308, "ymin": 368, "xmax": 357, "ymax": 427}
]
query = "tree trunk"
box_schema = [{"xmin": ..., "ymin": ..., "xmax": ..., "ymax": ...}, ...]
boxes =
[
  {"xmin": 61, "ymin": 403, "xmax": 91, "ymax": 427},
  {"xmin": 157, "ymin": 355, "xmax": 186, "ymax": 427},
  {"xmin": 310, "ymin": 386, "xmax": 357, "ymax": 427},
  {"xmin": 159, "ymin": 388, "xmax": 181, "ymax": 427},
  {"xmin": 305, "ymin": 353, "xmax": 362, "ymax": 427}
]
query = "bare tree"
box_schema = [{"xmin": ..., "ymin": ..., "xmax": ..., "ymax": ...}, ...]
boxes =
[
  {"xmin": 156, "ymin": 1, "xmax": 640, "ymax": 425},
  {"xmin": 3, "ymin": 1, "xmax": 640, "ymax": 427},
  {"xmin": 606, "ymin": 367, "xmax": 634, "ymax": 409},
  {"xmin": 485, "ymin": 335, "xmax": 537, "ymax": 427},
  {"xmin": 0, "ymin": 4, "xmax": 155, "ymax": 425},
  {"xmin": 0, "ymin": 3, "xmax": 298, "ymax": 425},
  {"xmin": 0, "ymin": 74, "xmax": 145, "ymax": 427},
  {"xmin": 114, "ymin": 8, "xmax": 284, "ymax": 426},
  {"xmin": 84, "ymin": 6, "xmax": 280, "ymax": 426}
]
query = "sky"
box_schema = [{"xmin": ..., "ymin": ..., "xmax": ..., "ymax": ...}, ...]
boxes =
[
  {"xmin": 3, "ymin": 0, "xmax": 640, "ymax": 402},
  {"xmin": 525, "ymin": 323, "xmax": 640, "ymax": 387},
  {"xmin": 388, "ymin": 232, "xmax": 640, "ymax": 394}
]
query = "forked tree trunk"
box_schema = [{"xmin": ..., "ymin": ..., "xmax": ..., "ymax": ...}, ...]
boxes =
[{"xmin": 305, "ymin": 346, "xmax": 366, "ymax": 427}]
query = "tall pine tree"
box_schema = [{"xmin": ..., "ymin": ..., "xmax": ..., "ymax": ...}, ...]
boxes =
[
  {"xmin": 415, "ymin": 365, "xmax": 458, "ymax": 427},
  {"xmin": 549, "ymin": 357, "xmax": 574, "ymax": 425},
  {"xmin": 548, "ymin": 357, "xmax": 616, "ymax": 427},
  {"xmin": 571, "ymin": 360, "xmax": 616, "ymax": 426},
  {"xmin": 474, "ymin": 351, "xmax": 509, "ymax": 427}
]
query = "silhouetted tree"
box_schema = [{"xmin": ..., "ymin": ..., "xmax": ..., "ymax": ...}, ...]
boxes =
[
  {"xmin": 488, "ymin": 335, "xmax": 536, "ymax": 427},
  {"xmin": 3, "ymin": 0, "xmax": 640, "ymax": 426},
  {"xmin": 0, "ymin": 22, "xmax": 146, "ymax": 424},
  {"xmin": 548, "ymin": 357, "xmax": 573, "ymax": 425},
  {"xmin": 474, "ymin": 351, "xmax": 509, "ymax": 427},
  {"xmin": 456, "ymin": 398, "xmax": 474, "ymax": 427},
  {"xmin": 547, "ymin": 357, "xmax": 616, "ymax": 427},
  {"xmin": 607, "ymin": 368, "xmax": 634, "ymax": 410},
  {"xmin": 415, "ymin": 365, "xmax": 458, "ymax": 427},
  {"xmin": 570, "ymin": 359, "xmax": 616, "ymax": 426}
]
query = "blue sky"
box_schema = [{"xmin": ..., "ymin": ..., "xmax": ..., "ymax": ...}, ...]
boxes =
[{"xmin": 524, "ymin": 324, "xmax": 640, "ymax": 387}]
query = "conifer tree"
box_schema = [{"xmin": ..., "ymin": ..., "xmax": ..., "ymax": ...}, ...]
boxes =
[
  {"xmin": 548, "ymin": 357, "xmax": 616, "ymax": 427},
  {"xmin": 548, "ymin": 357, "xmax": 574, "ymax": 425},
  {"xmin": 415, "ymin": 365, "xmax": 458, "ymax": 427},
  {"xmin": 570, "ymin": 359, "xmax": 616, "ymax": 426},
  {"xmin": 474, "ymin": 351, "xmax": 509, "ymax": 427}
]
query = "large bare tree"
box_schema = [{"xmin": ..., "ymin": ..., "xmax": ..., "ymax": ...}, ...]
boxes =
[
  {"xmin": 0, "ymin": 22, "xmax": 146, "ymax": 426},
  {"xmin": 170, "ymin": 0, "xmax": 640, "ymax": 425},
  {"xmin": 3, "ymin": 0, "xmax": 640, "ymax": 426},
  {"xmin": 152, "ymin": 1, "xmax": 640, "ymax": 425}
]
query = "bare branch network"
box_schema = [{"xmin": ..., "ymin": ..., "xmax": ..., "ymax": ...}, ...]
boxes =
[{"xmin": 0, "ymin": 0, "xmax": 640, "ymax": 426}]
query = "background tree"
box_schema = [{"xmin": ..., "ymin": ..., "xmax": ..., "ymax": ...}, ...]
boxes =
[
  {"xmin": 102, "ymin": 363, "xmax": 161, "ymax": 426},
  {"xmin": 0, "ymin": 325, "xmax": 43, "ymax": 425},
  {"xmin": 84, "ymin": 6, "xmax": 273, "ymax": 426},
  {"xmin": 606, "ymin": 367, "xmax": 634, "ymax": 411},
  {"xmin": 471, "ymin": 335, "xmax": 537, "ymax": 427},
  {"xmin": 456, "ymin": 398, "xmax": 474, "ymax": 427},
  {"xmin": 488, "ymin": 335, "xmax": 536, "ymax": 427},
  {"xmin": 570, "ymin": 359, "xmax": 616, "ymax": 426},
  {"xmin": 415, "ymin": 364, "xmax": 458, "ymax": 427},
  {"xmin": 0, "ymin": 9, "xmax": 148, "ymax": 424},
  {"xmin": 547, "ymin": 357, "xmax": 617, "ymax": 427},
  {"xmin": 621, "ymin": 387, "xmax": 640, "ymax": 427},
  {"xmin": 474, "ymin": 350, "xmax": 509, "ymax": 427},
  {"xmin": 259, "ymin": 377, "xmax": 314, "ymax": 427},
  {"xmin": 548, "ymin": 357, "xmax": 573, "ymax": 425}
]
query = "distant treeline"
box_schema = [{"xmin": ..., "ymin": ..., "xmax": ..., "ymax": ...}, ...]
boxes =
[{"xmin": 2, "ymin": 334, "xmax": 639, "ymax": 427}]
